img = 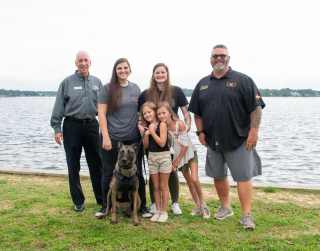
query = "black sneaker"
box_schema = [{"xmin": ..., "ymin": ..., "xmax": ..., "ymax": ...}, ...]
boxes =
[
  {"xmin": 95, "ymin": 205, "xmax": 107, "ymax": 219},
  {"xmin": 74, "ymin": 205, "xmax": 84, "ymax": 212},
  {"xmin": 139, "ymin": 206, "xmax": 152, "ymax": 218}
]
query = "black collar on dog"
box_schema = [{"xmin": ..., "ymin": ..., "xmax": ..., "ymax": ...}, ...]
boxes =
[
  {"xmin": 115, "ymin": 130, "xmax": 147, "ymax": 184},
  {"xmin": 113, "ymin": 169, "xmax": 137, "ymax": 183}
]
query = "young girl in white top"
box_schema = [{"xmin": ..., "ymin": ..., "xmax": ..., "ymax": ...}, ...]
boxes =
[
  {"xmin": 157, "ymin": 101, "xmax": 210, "ymax": 218},
  {"xmin": 141, "ymin": 102, "xmax": 172, "ymax": 222}
]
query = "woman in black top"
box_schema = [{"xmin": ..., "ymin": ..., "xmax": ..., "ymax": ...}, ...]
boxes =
[{"xmin": 138, "ymin": 63, "xmax": 191, "ymax": 215}]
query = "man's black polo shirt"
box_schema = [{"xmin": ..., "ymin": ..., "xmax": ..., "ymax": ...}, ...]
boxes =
[{"xmin": 188, "ymin": 67, "xmax": 265, "ymax": 152}]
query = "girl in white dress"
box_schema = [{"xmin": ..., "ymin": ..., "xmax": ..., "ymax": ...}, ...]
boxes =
[{"xmin": 156, "ymin": 101, "xmax": 210, "ymax": 219}]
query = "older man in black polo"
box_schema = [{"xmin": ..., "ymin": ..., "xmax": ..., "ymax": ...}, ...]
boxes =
[
  {"xmin": 51, "ymin": 51, "xmax": 103, "ymax": 212},
  {"xmin": 189, "ymin": 44, "xmax": 265, "ymax": 229}
]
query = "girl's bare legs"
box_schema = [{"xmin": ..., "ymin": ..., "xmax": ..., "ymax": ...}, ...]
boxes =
[
  {"xmin": 151, "ymin": 173, "xmax": 161, "ymax": 211},
  {"xmin": 189, "ymin": 162, "xmax": 210, "ymax": 218},
  {"xmin": 159, "ymin": 172, "xmax": 171, "ymax": 212},
  {"xmin": 182, "ymin": 169, "xmax": 200, "ymax": 205},
  {"xmin": 189, "ymin": 162, "xmax": 204, "ymax": 205}
]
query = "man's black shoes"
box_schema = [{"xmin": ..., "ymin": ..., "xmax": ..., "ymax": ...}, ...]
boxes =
[
  {"xmin": 139, "ymin": 205, "xmax": 152, "ymax": 218},
  {"xmin": 95, "ymin": 205, "xmax": 107, "ymax": 219},
  {"xmin": 74, "ymin": 205, "xmax": 84, "ymax": 212}
]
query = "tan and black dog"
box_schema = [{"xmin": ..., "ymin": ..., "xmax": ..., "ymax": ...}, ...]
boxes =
[{"xmin": 101, "ymin": 141, "xmax": 141, "ymax": 226}]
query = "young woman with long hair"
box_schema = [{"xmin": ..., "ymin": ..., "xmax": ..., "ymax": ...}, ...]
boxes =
[{"xmin": 95, "ymin": 58, "xmax": 151, "ymax": 219}]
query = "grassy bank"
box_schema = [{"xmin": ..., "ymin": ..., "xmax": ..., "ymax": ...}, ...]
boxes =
[{"xmin": 0, "ymin": 174, "xmax": 319, "ymax": 250}]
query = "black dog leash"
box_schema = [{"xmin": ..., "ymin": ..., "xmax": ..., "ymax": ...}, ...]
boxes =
[{"xmin": 136, "ymin": 130, "xmax": 148, "ymax": 185}]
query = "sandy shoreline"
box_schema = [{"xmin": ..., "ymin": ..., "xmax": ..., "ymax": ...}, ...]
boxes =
[{"xmin": 1, "ymin": 167, "xmax": 319, "ymax": 190}]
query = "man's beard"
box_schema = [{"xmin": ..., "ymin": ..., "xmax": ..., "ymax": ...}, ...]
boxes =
[{"xmin": 212, "ymin": 59, "xmax": 229, "ymax": 72}]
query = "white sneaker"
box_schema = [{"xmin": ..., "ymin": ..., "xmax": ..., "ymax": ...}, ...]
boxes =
[
  {"xmin": 172, "ymin": 202, "xmax": 182, "ymax": 215},
  {"xmin": 157, "ymin": 212, "xmax": 168, "ymax": 222},
  {"xmin": 150, "ymin": 211, "xmax": 160, "ymax": 222},
  {"xmin": 150, "ymin": 203, "xmax": 157, "ymax": 214}
]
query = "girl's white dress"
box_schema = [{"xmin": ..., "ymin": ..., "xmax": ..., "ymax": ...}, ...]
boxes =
[{"xmin": 167, "ymin": 121, "xmax": 197, "ymax": 169}]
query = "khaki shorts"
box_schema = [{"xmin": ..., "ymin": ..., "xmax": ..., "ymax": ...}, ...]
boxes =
[
  {"xmin": 148, "ymin": 151, "xmax": 172, "ymax": 174},
  {"xmin": 205, "ymin": 140, "xmax": 262, "ymax": 182}
]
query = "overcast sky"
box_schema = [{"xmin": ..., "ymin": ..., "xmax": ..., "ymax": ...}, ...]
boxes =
[{"xmin": 1, "ymin": 0, "xmax": 319, "ymax": 92}]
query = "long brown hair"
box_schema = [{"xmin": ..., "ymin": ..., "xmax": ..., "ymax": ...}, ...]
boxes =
[
  {"xmin": 140, "ymin": 102, "xmax": 157, "ymax": 127},
  {"xmin": 157, "ymin": 101, "xmax": 179, "ymax": 122},
  {"xmin": 146, "ymin": 63, "xmax": 174, "ymax": 106},
  {"xmin": 107, "ymin": 58, "xmax": 131, "ymax": 114}
]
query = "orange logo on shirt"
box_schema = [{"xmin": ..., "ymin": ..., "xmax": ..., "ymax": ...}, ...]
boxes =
[
  {"xmin": 256, "ymin": 94, "xmax": 261, "ymax": 99},
  {"xmin": 227, "ymin": 82, "xmax": 236, "ymax": 87}
]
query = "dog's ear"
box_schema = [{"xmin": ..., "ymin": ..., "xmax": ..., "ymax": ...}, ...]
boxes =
[
  {"xmin": 118, "ymin": 140, "xmax": 123, "ymax": 150},
  {"xmin": 131, "ymin": 143, "xmax": 140, "ymax": 150}
]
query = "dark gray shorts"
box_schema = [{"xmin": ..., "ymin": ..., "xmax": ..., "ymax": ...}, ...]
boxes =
[{"xmin": 205, "ymin": 140, "xmax": 262, "ymax": 182}]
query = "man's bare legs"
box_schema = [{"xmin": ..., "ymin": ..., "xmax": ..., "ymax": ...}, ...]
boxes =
[
  {"xmin": 237, "ymin": 179, "xmax": 252, "ymax": 215},
  {"xmin": 214, "ymin": 178, "xmax": 252, "ymax": 214},
  {"xmin": 214, "ymin": 178, "xmax": 231, "ymax": 209}
]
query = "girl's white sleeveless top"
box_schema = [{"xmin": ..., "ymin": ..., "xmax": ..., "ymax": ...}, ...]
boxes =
[{"xmin": 167, "ymin": 121, "xmax": 197, "ymax": 169}]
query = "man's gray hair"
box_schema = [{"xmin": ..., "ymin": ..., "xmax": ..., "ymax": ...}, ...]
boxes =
[
  {"xmin": 213, "ymin": 44, "xmax": 228, "ymax": 50},
  {"xmin": 75, "ymin": 51, "xmax": 90, "ymax": 61}
]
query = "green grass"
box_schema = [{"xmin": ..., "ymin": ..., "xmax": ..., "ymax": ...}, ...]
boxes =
[
  {"xmin": 0, "ymin": 173, "xmax": 319, "ymax": 250},
  {"xmin": 263, "ymin": 186, "xmax": 277, "ymax": 193}
]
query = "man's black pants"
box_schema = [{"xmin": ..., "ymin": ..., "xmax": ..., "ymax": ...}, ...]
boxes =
[{"xmin": 63, "ymin": 119, "xmax": 103, "ymax": 205}]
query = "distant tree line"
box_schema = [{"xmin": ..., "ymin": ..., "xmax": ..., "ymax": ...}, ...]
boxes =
[
  {"xmin": 0, "ymin": 89, "xmax": 57, "ymax": 97},
  {"xmin": 258, "ymin": 88, "xmax": 319, "ymax": 97},
  {"xmin": 0, "ymin": 88, "xmax": 319, "ymax": 98},
  {"xmin": 181, "ymin": 88, "xmax": 193, "ymax": 97}
]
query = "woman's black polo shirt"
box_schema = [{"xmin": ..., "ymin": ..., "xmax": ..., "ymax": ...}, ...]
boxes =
[
  {"xmin": 188, "ymin": 67, "xmax": 265, "ymax": 151},
  {"xmin": 138, "ymin": 86, "xmax": 188, "ymax": 115}
]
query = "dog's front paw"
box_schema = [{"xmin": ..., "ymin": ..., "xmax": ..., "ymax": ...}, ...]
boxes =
[
  {"xmin": 133, "ymin": 222, "xmax": 140, "ymax": 227},
  {"xmin": 110, "ymin": 220, "xmax": 118, "ymax": 225}
]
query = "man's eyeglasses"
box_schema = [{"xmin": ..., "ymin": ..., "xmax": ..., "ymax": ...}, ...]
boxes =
[{"xmin": 212, "ymin": 54, "xmax": 228, "ymax": 59}]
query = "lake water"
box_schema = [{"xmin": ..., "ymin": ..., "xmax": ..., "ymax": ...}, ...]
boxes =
[{"xmin": 0, "ymin": 97, "xmax": 319, "ymax": 185}]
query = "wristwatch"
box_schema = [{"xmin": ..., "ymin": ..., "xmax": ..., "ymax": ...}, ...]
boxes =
[{"xmin": 196, "ymin": 130, "xmax": 204, "ymax": 136}]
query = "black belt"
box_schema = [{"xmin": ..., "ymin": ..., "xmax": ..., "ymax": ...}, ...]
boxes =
[{"xmin": 66, "ymin": 117, "xmax": 94, "ymax": 124}]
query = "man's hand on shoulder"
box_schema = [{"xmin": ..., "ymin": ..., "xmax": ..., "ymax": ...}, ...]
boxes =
[{"xmin": 55, "ymin": 133, "xmax": 63, "ymax": 145}]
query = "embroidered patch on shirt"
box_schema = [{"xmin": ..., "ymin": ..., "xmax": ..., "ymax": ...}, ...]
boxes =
[
  {"xmin": 74, "ymin": 86, "xmax": 82, "ymax": 90},
  {"xmin": 256, "ymin": 94, "xmax": 261, "ymax": 99},
  {"xmin": 92, "ymin": 85, "xmax": 99, "ymax": 91},
  {"xmin": 171, "ymin": 99, "xmax": 175, "ymax": 108},
  {"xmin": 130, "ymin": 95, "xmax": 138, "ymax": 101},
  {"xmin": 200, "ymin": 85, "xmax": 208, "ymax": 90},
  {"xmin": 227, "ymin": 82, "xmax": 236, "ymax": 87}
]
